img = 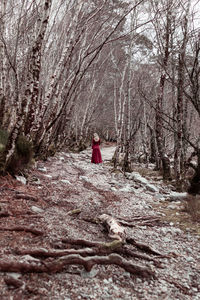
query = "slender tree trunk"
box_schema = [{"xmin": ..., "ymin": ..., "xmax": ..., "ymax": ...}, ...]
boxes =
[
  {"xmin": 174, "ymin": 2, "xmax": 190, "ymax": 189},
  {"xmin": 0, "ymin": 0, "xmax": 7, "ymax": 127},
  {"xmin": 155, "ymin": 4, "xmax": 172, "ymax": 180}
]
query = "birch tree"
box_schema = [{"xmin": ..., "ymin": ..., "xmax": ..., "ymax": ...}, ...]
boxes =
[
  {"xmin": 2, "ymin": 0, "xmax": 52, "ymax": 170},
  {"xmin": 174, "ymin": 0, "xmax": 191, "ymax": 188}
]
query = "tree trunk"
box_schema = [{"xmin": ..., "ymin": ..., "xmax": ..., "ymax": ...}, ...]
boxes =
[
  {"xmin": 174, "ymin": 1, "xmax": 190, "ymax": 190},
  {"xmin": 188, "ymin": 150, "xmax": 200, "ymax": 195},
  {"xmin": 155, "ymin": 4, "xmax": 172, "ymax": 180},
  {"xmin": 3, "ymin": 0, "xmax": 52, "ymax": 170}
]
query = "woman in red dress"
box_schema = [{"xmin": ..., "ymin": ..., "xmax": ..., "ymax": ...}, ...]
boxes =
[{"xmin": 91, "ymin": 133, "xmax": 102, "ymax": 164}]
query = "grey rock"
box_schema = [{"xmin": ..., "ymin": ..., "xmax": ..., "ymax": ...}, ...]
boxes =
[
  {"xmin": 146, "ymin": 184, "xmax": 159, "ymax": 193},
  {"xmin": 31, "ymin": 206, "xmax": 44, "ymax": 213},
  {"xmin": 38, "ymin": 167, "xmax": 47, "ymax": 172},
  {"xmin": 15, "ymin": 175, "xmax": 27, "ymax": 185},
  {"xmin": 163, "ymin": 237, "xmax": 171, "ymax": 243},
  {"xmin": 185, "ymin": 256, "xmax": 194, "ymax": 262},
  {"xmin": 167, "ymin": 204, "xmax": 178, "ymax": 210},
  {"xmin": 81, "ymin": 268, "xmax": 98, "ymax": 278},
  {"xmin": 60, "ymin": 179, "xmax": 71, "ymax": 184}
]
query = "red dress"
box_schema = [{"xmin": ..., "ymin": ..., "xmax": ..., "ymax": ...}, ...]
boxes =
[{"xmin": 91, "ymin": 139, "xmax": 102, "ymax": 164}]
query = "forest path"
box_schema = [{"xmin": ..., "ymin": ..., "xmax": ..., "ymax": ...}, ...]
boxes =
[{"xmin": 0, "ymin": 144, "xmax": 199, "ymax": 299}]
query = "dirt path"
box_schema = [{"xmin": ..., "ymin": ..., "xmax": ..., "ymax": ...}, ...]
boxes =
[{"xmin": 0, "ymin": 145, "xmax": 199, "ymax": 299}]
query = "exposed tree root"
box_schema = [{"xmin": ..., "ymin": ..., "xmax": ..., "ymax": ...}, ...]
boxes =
[
  {"xmin": 0, "ymin": 226, "xmax": 44, "ymax": 236},
  {"xmin": 0, "ymin": 254, "xmax": 154, "ymax": 278},
  {"xmin": 99, "ymin": 214, "xmax": 126, "ymax": 241},
  {"xmin": 4, "ymin": 276, "xmax": 24, "ymax": 289},
  {"xmin": 0, "ymin": 214, "xmax": 166, "ymax": 280},
  {"xmin": 62, "ymin": 238, "xmax": 122, "ymax": 251},
  {"xmin": 126, "ymin": 237, "xmax": 162, "ymax": 256},
  {"xmin": 0, "ymin": 210, "xmax": 10, "ymax": 217},
  {"xmin": 118, "ymin": 217, "xmax": 161, "ymax": 227},
  {"xmin": 15, "ymin": 247, "xmax": 96, "ymax": 258},
  {"xmin": 15, "ymin": 193, "xmax": 38, "ymax": 202},
  {"xmin": 116, "ymin": 247, "xmax": 163, "ymax": 267}
]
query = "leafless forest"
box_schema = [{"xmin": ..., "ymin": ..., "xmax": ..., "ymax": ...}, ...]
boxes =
[{"xmin": 0, "ymin": 0, "xmax": 200, "ymax": 191}]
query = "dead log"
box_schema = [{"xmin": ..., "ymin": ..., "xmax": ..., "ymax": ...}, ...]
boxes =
[
  {"xmin": 99, "ymin": 214, "xmax": 126, "ymax": 241},
  {"xmin": 0, "ymin": 254, "xmax": 155, "ymax": 278},
  {"xmin": 0, "ymin": 226, "xmax": 44, "ymax": 236}
]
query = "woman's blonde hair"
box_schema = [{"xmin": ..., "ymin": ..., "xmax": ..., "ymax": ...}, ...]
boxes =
[{"xmin": 93, "ymin": 132, "xmax": 99, "ymax": 142}]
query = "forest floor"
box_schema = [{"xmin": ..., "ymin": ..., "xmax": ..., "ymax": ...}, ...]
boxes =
[{"xmin": 0, "ymin": 143, "xmax": 199, "ymax": 300}]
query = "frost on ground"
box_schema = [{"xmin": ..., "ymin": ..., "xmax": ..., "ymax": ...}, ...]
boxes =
[{"xmin": 0, "ymin": 144, "xmax": 199, "ymax": 300}]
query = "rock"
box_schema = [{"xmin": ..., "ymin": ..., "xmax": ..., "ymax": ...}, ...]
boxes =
[
  {"xmin": 146, "ymin": 184, "xmax": 159, "ymax": 193},
  {"xmin": 4, "ymin": 276, "xmax": 23, "ymax": 289},
  {"xmin": 61, "ymin": 179, "xmax": 71, "ymax": 184},
  {"xmin": 168, "ymin": 192, "xmax": 187, "ymax": 202},
  {"xmin": 163, "ymin": 237, "xmax": 171, "ymax": 243},
  {"xmin": 79, "ymin": 176, "xmax": 90, "ymax": 182},
  {"xmin": 38, "ymin": 167, "xmax": 47, "ymax": 172},
  {"xmin": 59, "ymin": 156, "xmax": 65, "ymax": 161},
  {"xmin": 160, "ymin": 286, "xmax": 168, "ymax": 293},
  {"xmin": 30, "ymin": 177, "xmax": 41, "ymax": 185},
  {"xmin": 129, "ymin": 172, "xmax": 148, "ymax": 185},
  {"xmin": 167, "ymin": 204, "xmax": 178, "ymax": 210},
  {"xmin": 31, "ymin": 206, "xmax": 44, "ymax": 213},
  {"xmin": 43, "ymin": 174, "xmax": 52, "ymax": 179},
  {"xmin": 172, "ymin": 228, "xmax": 182, "ymax": 235},
  {"xmin": 111, "ymin": 187, "xmax": 117, "ymax": 191},
  {"xmin": 119, "ymin": 185, "xmax": 134, "ymax": 193},
  {"xmin": 185, "ymin": 256, "xmax": 194, "ymax": 262},
  {"xmin": 7, "ymin": 273, "xmax": 21, "ymax": 280},
  {"xmin": 81, "ymin": 268, "xmax": 99, "ymax": 278},
  {"xmin": 15, "ymin": 175, "xmax": 27, "ymax": 185}
]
